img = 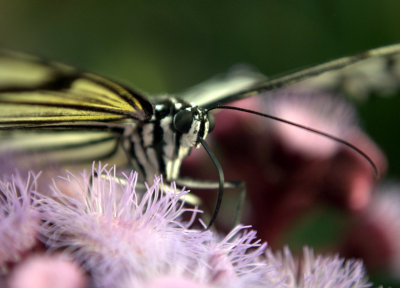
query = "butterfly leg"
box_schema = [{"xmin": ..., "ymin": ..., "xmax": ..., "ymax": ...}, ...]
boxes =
[
  {"xmin": 91, "ymin": 170, "xmax": 246, "ymax": 228},
  {"xmin": 91, "ymin": 171, "xmax": 203, "ymax": 207},
  {"xmin": 175, "ymin": 178, "xmax": 247, "ymax": 228}
]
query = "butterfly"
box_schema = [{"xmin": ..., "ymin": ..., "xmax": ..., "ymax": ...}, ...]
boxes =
[{"xmin": 1, "ymin": 44, "xmax": 400, "ymax": 228}]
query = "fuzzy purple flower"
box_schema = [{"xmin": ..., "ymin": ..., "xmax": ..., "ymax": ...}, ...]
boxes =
[
  {"xmin": 35, "ymin": 163, "xmax": 281, "ymax": 287},
  {"xmin": 0, "ymin": 172, "xmax": 41, "ymax": 269},
  {"xmin": 35, "ymin": 163, "xmax": 202, "ymax": 286},
  {"xmin": 122, "ymin": 225, "xmax": 280, "ymax": 288},
  {"xmin": 266, "ymin": 246, "xmax": 371, "ymax": 288}
]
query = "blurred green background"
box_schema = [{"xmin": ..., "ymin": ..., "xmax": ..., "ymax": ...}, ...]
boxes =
[{"xmin": 1, "ymin": 1, "xmax": 399, "ymax": 286}]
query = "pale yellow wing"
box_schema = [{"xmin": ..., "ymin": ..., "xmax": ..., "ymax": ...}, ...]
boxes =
[{"xmin": 0, "ymin": 50, "xmax": 153, "ymax": 129}]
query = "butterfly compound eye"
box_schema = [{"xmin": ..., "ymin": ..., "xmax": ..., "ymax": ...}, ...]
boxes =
[
  {"xmin": 173, "ymin": 110, "xmax": 194, "ymax": 133},
  {"xmin": 208, "ymin": 112, "xmax": 215, "ymax": 132}
]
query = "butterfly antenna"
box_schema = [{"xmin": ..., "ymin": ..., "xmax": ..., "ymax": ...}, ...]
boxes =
[
  {"xmin": 208, "ymin": 105, "xmax": 379, "ymax": 178},
  {"xmin": 199, "ymin": 138, "xmax": 224, "ymax": 229}
]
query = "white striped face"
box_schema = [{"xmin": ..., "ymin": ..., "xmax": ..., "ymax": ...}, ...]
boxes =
[
  {"xmin": 123, "ymin": 98, "xmax": 215, "ymax": 182},
  {"xmin": 172, "ymin": 105, "xmax": 214, "ymax": 149}
]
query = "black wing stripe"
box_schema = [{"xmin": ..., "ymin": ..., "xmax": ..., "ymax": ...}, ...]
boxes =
[
  {"xmin": 0, "ymin": 73, "xmax": 78, "ymax": 92},
  {"xmin": 0, "ymin": 121, "xmax": 128, "ymax": 131},
  {"xmin": 152, "ymin": 117, "xmax": 165, "ymax": 177},
  {"xmin": 0, "ymin": 100, "xmax": 141, "ymax": 118},
  {"xmin": 85, "ymin": 73, "xmax": 154, "ymax": 119},
  {"xmin": 129, "ymin": 139, "xmax": 146, "ymax": 179}
]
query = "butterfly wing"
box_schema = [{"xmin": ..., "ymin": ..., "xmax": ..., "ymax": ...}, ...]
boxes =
[
  {"xmin": 0, "ymin": 129, "xmax": 126, "ymax": 166},
  {"xmin": 0, "ymin": 50, "xmax": 154, "ymax": 166},
  {"xmin": 0, "ymin": 50, "xmax": 154, "ymax": 129},
  {"xmin": 183, "ymin": 43, "xmax": 400, "ymax": 108},
  {"xmin": 178, "ymin": 65, "xmax": 266, "ymax": 107}
]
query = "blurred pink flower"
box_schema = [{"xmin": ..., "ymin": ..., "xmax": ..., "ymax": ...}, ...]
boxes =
[
  {"xmin": 264, "ymin": 92, "xmax": 357, "ymax": 158},
  {"xmin": 7, "ymin": 254, "xmax": 88, "ymax": 288},
  {"xmin": 341, "ymin": 184, "xmax": 400, "ymax": 277}
]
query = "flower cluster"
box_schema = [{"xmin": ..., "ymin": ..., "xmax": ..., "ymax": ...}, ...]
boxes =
[{"xmin": 0, "ymin": 163, "xmax": 374, "ymax": 287}]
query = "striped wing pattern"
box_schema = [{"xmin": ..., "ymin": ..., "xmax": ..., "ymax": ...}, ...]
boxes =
[
  {"xmin": 0, "ymin": 50, "xmax": 153, "ymax": 129},
  {"xmin": 183, "ymin": 43, "xmax": 400, "ymax": 108}
]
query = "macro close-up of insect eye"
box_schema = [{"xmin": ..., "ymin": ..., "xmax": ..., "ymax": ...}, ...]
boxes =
[{"xmin": 1, "ymin": 2, "xmax": 400, "ymax": 288}]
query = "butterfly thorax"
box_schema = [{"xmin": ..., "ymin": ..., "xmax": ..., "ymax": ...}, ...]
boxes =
[{"xmin": 122, "ymin": 97, "xmax": 213, "ymax": 183}]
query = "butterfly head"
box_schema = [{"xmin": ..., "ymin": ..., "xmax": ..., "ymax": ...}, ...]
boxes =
[{"xmin": 173, "ymin": 106, "xmax": 215, "ymax": 148}]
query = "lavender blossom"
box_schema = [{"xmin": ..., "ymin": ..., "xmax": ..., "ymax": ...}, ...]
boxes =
[
  {"xmin": 35, "ymin": 163, "xmax": 283, "ymax": 288},
  {"xmin": 35, "ymin": 163, "xmax": 202, "ymax": 286},
  {"xmin": 266, "ymin": 246, "xmax": 371, "ymax": 288},
  {"xmin": 0, "ymin": 172, "xmax": 41, "ymax": 269},
  {"xmin": 123, "ymin": 226, "xmax": 280, "ymax": 288}
]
